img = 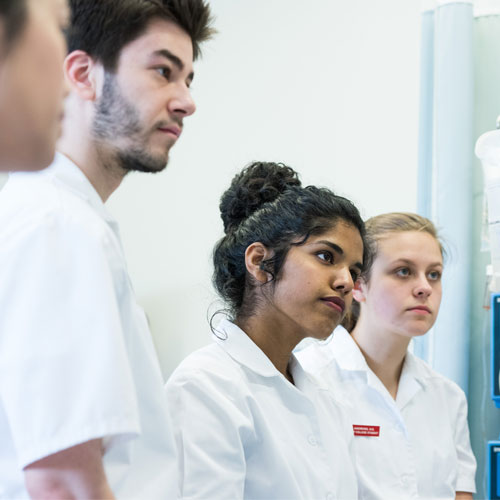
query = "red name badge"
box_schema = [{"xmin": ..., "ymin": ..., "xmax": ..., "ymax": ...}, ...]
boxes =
[{"xmin": 353, "ymin": 425, "xmax": 380, "ymax": 437}]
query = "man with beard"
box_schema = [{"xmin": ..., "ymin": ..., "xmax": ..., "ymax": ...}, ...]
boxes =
[{"xmin": 0, "ymin": 0, "xmax": 214, "ymax": 498}]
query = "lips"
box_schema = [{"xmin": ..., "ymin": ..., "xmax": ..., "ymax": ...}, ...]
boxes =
[
  {"xmin": 407, "ymin": 305, "xmax": 431, "ymax": 314},
  {"xmin": 321, "ymin": 296, "xmax": 345, "ymax": 314},
  {"xmin": 158, "ymin": 125, "xmax": 182, "ymax": 138}
]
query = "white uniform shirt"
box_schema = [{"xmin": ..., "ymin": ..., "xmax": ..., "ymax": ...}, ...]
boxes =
[
  {"xmin": 0, "ymin": 154, "xmax": 177, "ymax": 499},
  {"xmin": 165, "ymin": 319, "xmax": 358, "ymax": 500},
  {"xmin": 296, "ymin": 326, "xmax": 477, "ymax": 500}
]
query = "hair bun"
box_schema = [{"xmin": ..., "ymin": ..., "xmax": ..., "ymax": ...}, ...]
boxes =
[{"xmin": 220, "ymin": 162, "xmax": 301, "ymax": 233}]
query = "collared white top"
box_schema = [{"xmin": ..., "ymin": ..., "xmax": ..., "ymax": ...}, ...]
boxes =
[
  {"xmin": 165, "ymin": 319, "xmax": 358, "ymax": 500},
  {"xmin": 0, "ymin": 154, "xmax": 177, "ymax": 499},
  {"xmin": 296, "ymin": 326, "xmax": 477, "ymax": 500}
]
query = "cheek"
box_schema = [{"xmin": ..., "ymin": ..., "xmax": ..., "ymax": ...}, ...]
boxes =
[
  {"xmin": 432, "ymin": 284, "xmax": 443, "ymax": 309},
  {"xmin": 273, "ymin": 267, "xmax": 315, "ymax": 307},
  {"xmin": 37, "ymin": 32, "xmax": 66, "ymax": 100},
  {"xmin": 369, "ymin": 285, "xmax": 401, "ymax": 322},
  {"xmin": 19, "ymin": 24, "xmax": 66, "ymax": 123},
  {"xmin": 344, "ymin": 293, "xmax": 353, "ymax": 312}
]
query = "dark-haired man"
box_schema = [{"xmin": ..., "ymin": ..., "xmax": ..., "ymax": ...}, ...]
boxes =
[
  {"xmin": 0, "ymin": 0, "xmax": 214, "ymax": 498},
  {"xmin": 0, "ymin": 0, "xmax": 69, "ymax": 170}
]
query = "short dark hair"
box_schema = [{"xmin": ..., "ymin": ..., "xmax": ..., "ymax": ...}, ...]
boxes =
[
  {"xmin": 213, "ymin": 161, "xmax": 369, "ymax": 320},
  {"xmin": 67, "ymin": 0, "xmax": 215, "ymax": 70},
  {"xmin": 0, "ymin": 0, "xmax": 27, "ymax": 49}
]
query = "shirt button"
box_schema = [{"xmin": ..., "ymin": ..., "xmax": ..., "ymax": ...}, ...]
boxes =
[
  {"xmin": 326, "ymin": 493, "xmax": 335, "ymax": 500},
  {"xmin": 307, "ymin": 435, "xmax": 318, "ymax": 446}
]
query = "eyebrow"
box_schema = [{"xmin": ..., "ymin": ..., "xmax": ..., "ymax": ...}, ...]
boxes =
[
  {"xmin": 316, "ymin": 240, "xmax": 363, "ymax": 271},
  {"xmin": 391, "ymin": 258, "xmax": 443, "ymax": 268},
  {"xmin": 152, "ymin": 49, "xmax": 195, "ymax": 81}
]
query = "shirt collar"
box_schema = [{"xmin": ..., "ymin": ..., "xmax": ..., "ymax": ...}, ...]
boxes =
[
  {"xmin": 329, "ymin": 327, "xmax": 430, "ymax": 382},
  {"xmin": 328, "ymin": 325, "xmax": 370, "ymax": 372},
  {"xmin": 213, "ymin": 319, "xmax": 288, "ymax": 379},
  {"xmin": 395, "ymin": 352, "xmax": 428, "ymax": 408},
  {"xmin": 330, "ymin": 326, "xmax": 429, "ymax": 407},
  {"xmin": 41, "ymin": 152, "xmax": 116, "ymax": 224},
  {"xmin": 290, "ymin": 354, "xmax": 331, "ymax": 391},
  {"xmin": 399, "ymin": 351, "xmax": 431, "ymax": 385}
]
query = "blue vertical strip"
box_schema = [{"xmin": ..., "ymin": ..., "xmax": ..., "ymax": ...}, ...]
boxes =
[
  {"xmin": 414, "ymin": 9, "xmax": 435, "ymax": 362},
  {"xmin": 417, "ymin": 9, "xmax": 435, "ymax": 219},
  {"xmin": 431, "ymin": 2, "xmax": 473, "ymax": 393}
]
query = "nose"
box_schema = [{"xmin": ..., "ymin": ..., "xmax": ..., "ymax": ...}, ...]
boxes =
[
  {"xmin": 413, "ymin": 273, "xmax": 432, "ymax": 298},
  {"xmin": 332, "ymin": 266, "xmax": 355, "ymax": 295},
  {"xmin": 167, "ymin": 83, "xmax": 196, "ymax": 117}
]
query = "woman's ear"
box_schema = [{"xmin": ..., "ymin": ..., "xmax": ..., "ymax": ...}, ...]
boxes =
[
  {"xmin": 352, "ymin": 279, "xmax": 367, "ymax": 303},
  {"xmin": 245, "ymin": 242, "xmax": 272, "ymax": 283}
]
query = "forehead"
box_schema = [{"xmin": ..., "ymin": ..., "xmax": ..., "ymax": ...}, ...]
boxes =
[
  {"xmin": 376, "ymin": 231, "xmax": 443, "ymax": 265},
  {"xmin": 33, "ymin": 0, "xmax": 69, "ymax": 20},
  {"xmin": 117, "ymin": 18, "xmax": 194, "ymax": 67},
  {"xmin": 308, "ymin": 223, "xmax": 364, "ymax": 259}
]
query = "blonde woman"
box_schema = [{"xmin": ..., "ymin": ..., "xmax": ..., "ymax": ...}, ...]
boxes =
[{"xmin": 297, "ymin": 212, "xmax": 476, "ymax": 500}]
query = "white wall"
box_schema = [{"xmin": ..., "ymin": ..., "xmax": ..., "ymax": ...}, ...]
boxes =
[
  {"xmin": 1, "ymin": 0, "xmax": 422, "ymax": 378},
  {"xmin": 105, "ymin": 0, "xmax": 422, "ymax": 378}
]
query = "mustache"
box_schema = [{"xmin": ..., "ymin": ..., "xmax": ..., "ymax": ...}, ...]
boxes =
[{"xmin": 155, "ymin": 118, "xmax": 183, "ymax": 130}]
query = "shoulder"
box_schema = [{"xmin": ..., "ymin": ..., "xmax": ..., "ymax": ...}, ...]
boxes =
[
  {"xmin": 166, "ymin": 342, "xmax": 247, "ymax": 399},
  {"xmin": 0, "ymin": 176, "xmax": 112, "ymax": 256},
  {"xmin": 165, "ymin": 342, "xmax": 257, "ymax": 431},
  {"xmin": 408, "ymin": 353, "xmax": 468, "ymax": 405}
]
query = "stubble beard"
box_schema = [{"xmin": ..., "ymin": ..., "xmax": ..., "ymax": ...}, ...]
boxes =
[{"xmin": 92, "ymin": 72, "xmax": 170, "ymax": 174}]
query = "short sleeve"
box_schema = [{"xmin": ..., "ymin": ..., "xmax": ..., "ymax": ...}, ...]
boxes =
[
  {"xmin": 165, "ymin": 362, "xmax": 254, "ymax": 500},
  {"xmin": 453, "ymin": 389, "xmax": 477, "ymax": 493},
  {"xmin": 0, "ymin": 213, "xmax": 140, "ymax": 468}
]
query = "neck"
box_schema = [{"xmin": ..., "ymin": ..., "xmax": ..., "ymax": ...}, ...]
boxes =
[
  {"xmin": 57, "ymin": 100, "xmax": 126, "ymax": 202},
  {"xmin": 57, "ymin": 139, "xmax": 126, "ymax": 203},
  {"xmin": 351, "ymin": 315, "xmax": 410, "ymax": 399},
  {"xmin": 235, "ymin": 312, "xmax": 300, "ymax": 384}
]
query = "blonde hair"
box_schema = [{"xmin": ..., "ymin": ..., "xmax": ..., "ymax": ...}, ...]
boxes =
[
  {"xmin": 343, "ymin": 212, "xmax": 443, "ymax": 331},
  {"xmin": 364, "ymin": 212, "xmax": 444, "ymax": 279}
]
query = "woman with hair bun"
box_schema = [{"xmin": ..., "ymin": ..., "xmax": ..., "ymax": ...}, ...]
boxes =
[
  {"xmin": 297, "ymin": 212, "xmax": 477, "ymax": 500},
  {"xmin": 165, "ymin": 161, "xmax": 368, "ymax": 499}
]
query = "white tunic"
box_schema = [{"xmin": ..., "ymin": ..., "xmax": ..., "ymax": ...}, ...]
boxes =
[
  {"xmin": 296, "ymin": 326, "xmax": 477, "ymax": 500},
  {"xmin": 165, "ymin": 319, "xmax": 358, "ymax": 500},
  {"xmin": 0, "ymin": 153, "xmax": 177, "ymax": 499}
]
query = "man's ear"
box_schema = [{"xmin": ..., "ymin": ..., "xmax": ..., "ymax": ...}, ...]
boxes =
[
  {"xmin": 244, "ymin": 242, "xmax": 272, "ymax": 283},
  {"xmin": 63, "ymin": 50, "xmax": 100, "ymax": 101},
  {"xmin": 352, "ymin": 279, "xmax": 367, "ymax": 303}
]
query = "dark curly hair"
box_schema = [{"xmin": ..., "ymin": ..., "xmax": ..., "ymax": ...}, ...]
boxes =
[
  {"xmin": 67, "ymin": 0, "xmax": 216, "ymax": 70},
  {"xmin": 213, "ymin": 161, "xmax": 369, "ymax": 320}
]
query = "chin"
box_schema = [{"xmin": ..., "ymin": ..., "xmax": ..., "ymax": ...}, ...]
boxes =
[
  {"xmin": 406, "ymin": 326, "xmax": 432, "ymax": 338},
  {"xmin": 12, "ymin": 143, "xmax": 55, "ymax": 171},
  {"xmin": 308, "ymin": 323, "xmax": 337, "ymax": 341},
  {"xmin": 119, "ymin": 150, "xmax": 169, "ymax": 173}
]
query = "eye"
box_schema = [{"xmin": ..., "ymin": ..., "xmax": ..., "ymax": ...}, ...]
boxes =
[
  {"xmin": 395, "ymin": 267, "xmax": 410, "ymax": 278},
  {"xmin": 156, "ymin": 66, "xmax": 171, "ymax": 80},
  {"xmin": 428, "ymin": 270, "xmax": 442, "ymax": 281},
  {"xmin": 317, "ymin": 251, "xmax": 334, "ymax": 264}
]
